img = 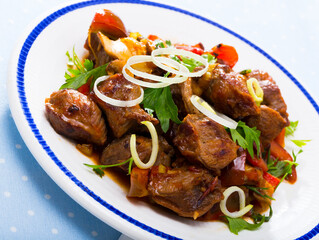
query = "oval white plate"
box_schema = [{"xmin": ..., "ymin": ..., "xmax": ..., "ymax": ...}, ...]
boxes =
[{"xmin": 7, "ymin": 1, "xmax": 319, "ymax": 239}]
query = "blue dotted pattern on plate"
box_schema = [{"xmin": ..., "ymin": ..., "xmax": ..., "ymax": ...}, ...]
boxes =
[{"xmin": 12, "ymin": 0, "xmax": 319, "ymax": 239}]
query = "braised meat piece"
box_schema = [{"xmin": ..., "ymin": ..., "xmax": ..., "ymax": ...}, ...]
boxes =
[
  {"xmin": 173, "ymin": 114, "xmax": 238, "ymax": 170},
  {"xmin": 45, "ymin": 89, "xmax": 107, "ymax": 145},
  {"xmin": 100, "ymin": 135, "xmax": 174, "ymax": 172},
  {"xmin": 205, "ymin": 64, "xmax": 260, "ymax": 119},
  {"xmin": 245, "ymin": 105, "xmax": 287, "ymax": 147},
  {"xmin": 148, "ymin": 165, "xmax": 223, "ymax": 218},
  {"xmin": 91, "ymin": 74, "xmax": 158, "ymax": 138},
  {"xmin": 246, "ymin": 70, "xmax": 289, "ymax": 124}
]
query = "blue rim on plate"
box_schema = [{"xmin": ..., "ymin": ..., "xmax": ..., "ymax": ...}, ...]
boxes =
[{"xmin": 15, "ymin": 0, "xmax": 319, "ymax": 239}]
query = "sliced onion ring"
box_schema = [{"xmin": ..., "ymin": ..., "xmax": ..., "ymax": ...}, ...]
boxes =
[
  {"xmin": 130, "ymin": 121, "xmax": 159, "ymax": 169},
  {"xmin": 190, "ymin": 95, "xmax": 238, "ymax": 129},
  {"xmin": 93, "ymin": 76, "xmax": 144, "ymax": 107},
  {"xmin": 125, "ymin": 55, "xmax": 189, "ymax": 84},
  {"xmin": 151, "ymin": 48, "xmax": 209, "ymax": 77},
  {"xmin": 246, "ymin": 77, "xmax": 264, "ymax": 106},
  {"xmin": 220, "ymin": 186, "xmax": 253, "ymax": 218},
  {"xmin": 123, "ymin": 65, "xmax": 170, "ymax": 88}
]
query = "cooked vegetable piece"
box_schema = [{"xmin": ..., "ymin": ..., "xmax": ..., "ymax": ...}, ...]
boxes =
[
  {"xmin": 89, "ymin": 9, "xmax": 128, "ymax": 39},
  {"xmin": 209, "ymin": 44, "xmax": 238, "ymax": 68}
]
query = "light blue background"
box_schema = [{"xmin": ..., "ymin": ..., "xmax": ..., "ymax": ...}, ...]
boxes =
[{"xmin": 1, "ymin": 0, "xmax": 318, "ymax": 239}]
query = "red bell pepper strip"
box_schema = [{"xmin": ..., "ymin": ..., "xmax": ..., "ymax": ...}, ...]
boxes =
[
  {"xmin": 263, "ymin": 172, "xmax": 280, "ymax": 188},
  {"xmin": 274, "ymin": 128, "xmax": 286, "ymax": 148},
  {"xmin": 89, "ymin": 9, "xmax": 128, "ymax": 39},
  {"xmin": 209, "ymin": 44, "xmax": 238, "ymax": 68},
  {"xmin": 174, "ymin": 43, "xmax": 204, "ymax": 55},
  {"xmin": 147, "ymin": 34, "xmax": 161, "ymax": 41},
  {"xmin": 246, "ymin": 152, "xmax": 268, "ymax": 172},
  {"xmin": 77, "ymin": 83, "xmax": 90, "ymax": 95},
  {"xmin": 270, "ymin": 141, "xmax": 293, "ymax": 161}
]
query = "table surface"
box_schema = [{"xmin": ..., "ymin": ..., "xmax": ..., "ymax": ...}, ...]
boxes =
[{"xmin": 1, "ymin": 0, "xmax": 318, "ymax": 239}]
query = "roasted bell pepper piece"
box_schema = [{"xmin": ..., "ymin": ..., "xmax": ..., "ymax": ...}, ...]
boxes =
[
  {"xmin": 209, "ymin": 43, "xmax": 238, "ymax": 68},
  {"xmin": 263, "ymin": 172, "xmax": 280, "ymax": 188},
  {"xmin": 270, "ymin": 141, "xmax": 292, "ymax": 161},
  {"xmin": 246, "ymin": 152, "xmax": 268, "ymax": 172},
  {"xmin": 274, "ymin": 128, "xmax": 286, "ymax": 148},
  {"xmin": 89, "ymin": 9, "xmax": 128, "ymax": 39},
  {"xmin": 174, "ymin": 43, "xmax": 204, "ymax": 55},
  {"xmin": 77, "ymin": 83, "xmax": 90, "ymax": 95}
]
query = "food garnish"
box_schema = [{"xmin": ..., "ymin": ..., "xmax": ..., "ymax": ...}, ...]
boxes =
[
  {"xmin": 190, "ymin": 95, "xmax": 238, "ymax": 129},
  {"xmin": 220, "ymin": 186, "xmax": 253, "ymax": 218},
  {"xmin": 130, "ymin": 121, "xmax": 158, "ymax": 169},
  {"xmin": 246, "ymin": 78, "xmax": 264, "ymax": 106},
  {"xmin": 60, "ymin": 49, "xmax": 107, "ymax": 90},
  {"xmin": 94, "ymin": 75, "xmax": 144, "ymax": 107}
]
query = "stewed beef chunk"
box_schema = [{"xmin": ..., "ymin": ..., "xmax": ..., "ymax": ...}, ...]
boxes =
[
  {"xmin": 148, "ymin": 165, "xmax": 223, "ymax": 218},
  {"xmin": 45, "ymin": 89, "xmax": 107, "ymax": 145},
  {"xmin": 91, "ymin": 74, "xmax": 158, "ymax": 138},
  {"xmin": 246, "ymin": 70, "xmax": 289, "ymax": 124},
  {"xmin": 173, "ymin": 114, "xmax": 238, "ymax": 170},
  {"xmin": 244, "ymin": 105, "xmax": 287, "ymax": 147},
  {"xmin": 100, "ymin": 135, "xmax": 174, "ymax": 172},
  {"xmin": 205, "ymin": 64, "xmax": 260, "ymax": 119}
]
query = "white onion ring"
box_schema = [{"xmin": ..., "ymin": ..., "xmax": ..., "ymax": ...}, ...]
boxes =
[
  {"xmin": 125, "ymin": 55, "xmax": 189, "ymax": 84},
  {"xmin": 123, "ymin": 65, "xmax": 171, "ymax": 88},
  {"xmin": 190, "ymin": 95, "xmax": 238, "ymax": 129},
  {"xmin": 220, "ymin": 186, "xmax": 253, "ymax": 218},
  {"xmin": 130, "ymin": 121, "xmax": 158, "ymax": 169},
  {"xmin": 93, "ymin": 76, "xmax": 144, "ymax": 107},
  {"xmin": 151, "ymin": 48, "xmax": 209, "ymax": 77}
]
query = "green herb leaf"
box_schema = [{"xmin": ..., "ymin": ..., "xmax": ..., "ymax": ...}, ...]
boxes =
[
  {"xmin": 285, "ymin": 120, "xmax": 298, "ymax": 136},
  {"xmin": 180, "ymin": 56, "xmax": 203, "ymax": 72},
  {"xmin": 60, "ymin": 49, "xmax": 107, "ymax": 90},
  {"xmin": 84, "ymin": 158, "xmax": 133, "ymax": 178},
  {"xmin": 292, "ymin": 149, "xmax": 303, "ymax": 162},
  {"xmin": 155, "ymin": 41, "xmax": 165, "ymax": 49},
  {"xmin": 225, "ymin": 216, "xmax": 265, "ymax": 235},
  {"xmin": 229, "ymin": 121, "xmax": 261, "ymax": 158},
  {"xmin": 251, "ymin": 205, "xmax": 273, "ymax": 223},
  {"xmin": 239, "ymin": 69, "xmax": 252, "ymax": 75},
  {"xmin": 291, "ymin": 139, "xmax": 310, "ymax": 148},
  {"xmin": 143, "ymin": 87, "xmax": 181, "ymax": 132},
  {"xmin": 245, "ymin": 186, "xmax": 275, "ymax": 200},
  {"xmin": 201, "ymin": 53, "xmax": 216, "ymax": 64},
  {"xmin": 267, "ymin": 158, "xmax": 298, "ymax": 178},
  {"xmin": 165, "ymin": 40, "xmax": 172, "ymax": 47}
]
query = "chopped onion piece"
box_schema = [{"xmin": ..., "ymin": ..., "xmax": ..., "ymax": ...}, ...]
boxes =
[
  {"xmin": 93, "ymin": 76, "xmax": 144, "ymax": 107},
  {"xmin": 220, "ymin": 186, "xmax": 253, "ymax": 218},
  {"xmin": 125, "ymin": 55, "xmax": 189, "ymax": 84},
  {"xmin": 130, "ymin": 121, "xmax": 158, "ymax": 169},
  {"xmin": 190, "ymin": 95, "xmax": 238, "ymax": 129},
  {"xmin": 247, "ymin": 78, "xmax": 264, "ymax": 106},
  {"xmin": 151, "ymin": 48, "xmax": 208, "ymax": 77}
]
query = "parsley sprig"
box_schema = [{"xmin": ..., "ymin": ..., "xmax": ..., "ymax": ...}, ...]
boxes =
[
  {"xmin": 225, "ymin": 216, "xmax": 265, "ymax": 235},
  {"xmin": 142, "ymin": 86, "xmax": 181, "ymax": 132},
  {"xmin": 225, "ymin": 205, "xmax": 272, "ymax": 235},
  {"xmin": 60, "ymin": 48, "xmax": 107, "ymax": 90},
  {"xmin": 285, "ymin": 120, "xmax": 298, "ymax": 136},
  {"xmin": 84, "ymin": 157, "xmax": 134, "ymax": 178},
  {"xmin": 229, "ymin": 121, "xmax": 261, "ymax": 158}
]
